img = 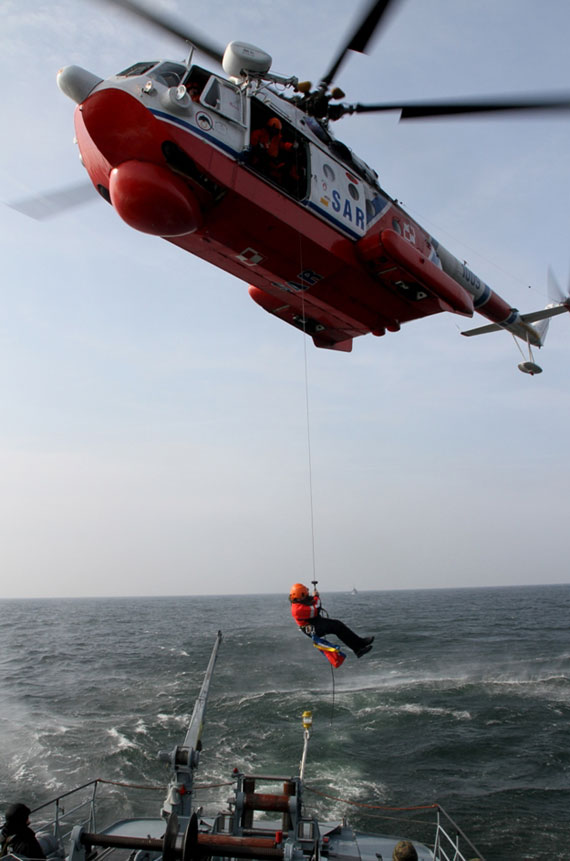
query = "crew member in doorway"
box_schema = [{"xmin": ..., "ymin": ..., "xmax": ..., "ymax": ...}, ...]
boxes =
[
  {"xmin": 251, "ymin": 117, "xmax": 287, "ymax": 158},
  {"xmin": 250, "ymin": 117, "xmax": 297, "ymax": 185},
  {"xmin": 289, "ymin": 583, "xmax": 374, "ymax": 657}
]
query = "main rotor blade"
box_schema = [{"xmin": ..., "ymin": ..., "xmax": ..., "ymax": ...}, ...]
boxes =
[
  {"xmin": 343, "ymin": 93, "xmax": 570, "ymax": 120},
  {"xmin": 320, "ymin": 0, "xmax": 399, "ymax": 90},
  {"xmin": 7, "ymin": 181, "xmax": 96, "ymax": 220},
  {"xmin": 99, "ymin": 0, "xmax": 225, "ymax": 65}
]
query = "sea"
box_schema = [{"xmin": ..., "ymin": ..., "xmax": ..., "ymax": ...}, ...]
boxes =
[{"xmin": 0, "ymin": 585, "xmax": 569, "ymax": 861}]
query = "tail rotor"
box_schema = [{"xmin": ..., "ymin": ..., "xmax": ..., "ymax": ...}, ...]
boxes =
[
  {"xmin": 534, "ymin": 264, "xmax": 570, "ymax": 345},
  {"xmin": 518, "ymin": 265, "xmax": 570, "ymax": 374},
  {"xmin": 547, "ymin": 265, "xmax": 570, "ymax": 308}
]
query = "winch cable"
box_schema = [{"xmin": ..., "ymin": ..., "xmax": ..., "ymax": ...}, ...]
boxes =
[
  {"xmin": 291, "ymin": 116, "xmax": 317, "ymax": 588},
  {"xmin": 303, "ymin": 325, "xmax": 318, "ymax": 586},
  {"xmin": 291, "ymin": 117, "xmax": 337, "ymax": 723},
  {"xmin": 311, "ymin": 576, "xmax": 336, "ymax": 724}
]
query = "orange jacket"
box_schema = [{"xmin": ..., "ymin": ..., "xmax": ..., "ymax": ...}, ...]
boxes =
[
  {"xmin": 291, "ymin": 595, "xmax": 321, "ymax": 627},
  {"xmin": 251, "ymin": 128, "xmax": 293, "ymax": 161},
  {"xmin": 251, "ymin": 127, "xmax": 281, "ymax": 158}
]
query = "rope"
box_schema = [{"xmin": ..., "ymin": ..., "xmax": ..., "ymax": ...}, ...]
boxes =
[
  {"xmin": 96, "ymin": 779, "xmax": 234, "ymax": 791},
  {"xmin": 288, "ymin": 115, "xmax": 338, "ymax": 718},
  {"xmin": 97, "ymin": 779, "xmax": 165, "ymax": 791},
  {"xmin": 302, "ymin": 329, "xmax": 317, "ymax": 584},
  {"xmin": 291, "ymin": 115, "xmax": 318, "ymax": 587}
]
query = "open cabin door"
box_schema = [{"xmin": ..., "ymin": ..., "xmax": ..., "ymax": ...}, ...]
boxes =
[{"xmin": 247, "ymin": 99, "xmax": 309, "ymax": 201}]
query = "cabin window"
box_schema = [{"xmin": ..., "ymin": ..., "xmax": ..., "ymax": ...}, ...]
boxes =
[
  {"xmin": 348, "ymin": 182, "xmax": 359, "ymax": 200},
  {"xmin": 323, "ymin": 163, "xmax": 335, "ymax": 181},
  {"xmin": 248, "ymin": 100, "xmax": 309, "ymax": 201}
]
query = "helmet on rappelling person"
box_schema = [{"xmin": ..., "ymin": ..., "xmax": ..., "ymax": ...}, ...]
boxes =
[{"xmin": 289, "ymin": 583, "xmax": 309, "ymax": 603}]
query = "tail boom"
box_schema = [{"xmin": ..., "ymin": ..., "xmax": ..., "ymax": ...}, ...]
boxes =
[
  {"xmin": 430, "ymin": 238, "xmax": 570, "ymax": 346},
  {"xmin": 461, "ymin": 301, "xmax": 570, "ymax": 344}
]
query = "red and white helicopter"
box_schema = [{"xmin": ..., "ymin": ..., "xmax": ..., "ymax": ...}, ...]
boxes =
[{"xmin": 32, "ymin": 0, "xmax": 570, "ymax": 372}]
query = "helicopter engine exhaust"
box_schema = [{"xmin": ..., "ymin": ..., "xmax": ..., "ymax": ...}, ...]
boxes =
[{"xmin": 109, "ymin": 161, "xmax": 202, "ymax": 237}]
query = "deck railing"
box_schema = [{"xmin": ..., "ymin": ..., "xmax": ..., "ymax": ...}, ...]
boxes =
[
  {"xmin": 434, "ymin": 805, "xmax": 484, "ymax": 861},
  {"xmin": 31, "ymin": 778, "xmax": 168, "ymax": 858},
  {"xmin": 303, "ymin": 784, "xmax": 485, "ymax": 861},
  {"xmin": 29, "ymin": 780, "xmax": 484, "ymax": 861},
  {"xmin": 33, "ymin": 780, "xmax": 100, "ymax": 853}
]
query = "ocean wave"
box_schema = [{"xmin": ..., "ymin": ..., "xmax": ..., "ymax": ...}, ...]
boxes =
[
  {"xmin": 156, "ymin": 713, "xmax": 191, "ymax": 731},
  {"xmin": 157, "ymin": 646, "xmax": 192, "ymax": 658},
  {"xmin": 215, "ymin": 688, "xmax": 326, "ymax": 712},
  {"xmin": 107, "ymin": 728, "xmax": 138, "ymax": 750},
  {"xmin": 304, "ymin": 768, "xmax": 390, "ymax": 817},
  {"xmin": 39, "ymin": 724, "xmax": 73, "ymax": 737},
  {"xmin": 8, "ymin": 744, "xmax": 70, "ymax": 798},
  {"xmin": 331, "ymin": 668, "xmax": 570, "ymax": 698},
  {"xmin": 2, "ymin": 589, "xmax": 570, "ymax": 859},
  {"xmin": 484, "ymin": 674, "xmax": 570, "ymax": 686},
  {"xmin": 392, "ymin": 703, "xmax": 471, "ymax": 721},
  {"xmin": 481, "ymin": 676, "xmax": 570, "ymax": 706}
]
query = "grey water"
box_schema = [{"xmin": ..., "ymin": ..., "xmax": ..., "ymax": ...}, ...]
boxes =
[{"xmin": 0, "ymin": 585, "xmax": 569, "ymax": 861}]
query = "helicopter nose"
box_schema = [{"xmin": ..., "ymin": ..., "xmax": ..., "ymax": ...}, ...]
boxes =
[{"xmin": 57, "ymin": 65, "xmax": 103, "ymax": 104}]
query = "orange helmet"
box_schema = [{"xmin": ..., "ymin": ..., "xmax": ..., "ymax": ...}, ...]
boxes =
[
  {"xmin": 289, "ymin": 583, "xmax": 309, "ymax": 602},
  {"xmin": 267, "ymin": 117, "xmax": 282, "ymax": 130}
]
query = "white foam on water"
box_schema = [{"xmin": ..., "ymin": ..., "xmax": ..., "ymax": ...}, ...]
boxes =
[
  {"xmin": 156, "ymin": 713, "xmax": 190, "ymax": 728},
  {"xmin": 398, "ymin": 702, "xmax": 472, "ymax": 721},
  {"xmin": 107, "ymin": 727, "xmax": 137, "ymax": 750},
  {"xmin": 303, "ymin": 764, "xmax": 390, "ymax": 822}
]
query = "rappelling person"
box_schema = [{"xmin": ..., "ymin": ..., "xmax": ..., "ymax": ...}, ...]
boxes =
[{"xmin": 289, "ymin": 583, "xmax": 374, "ymax": 658}]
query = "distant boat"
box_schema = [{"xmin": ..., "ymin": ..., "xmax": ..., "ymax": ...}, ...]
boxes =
[{"xmin": 351, "ymin": 587, "xmax": 358, "ymax": 595}]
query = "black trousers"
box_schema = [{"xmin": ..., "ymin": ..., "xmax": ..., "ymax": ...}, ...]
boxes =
[{"xmin": 311, "ymin": 616, "xmax": 367, "ymax": 655}]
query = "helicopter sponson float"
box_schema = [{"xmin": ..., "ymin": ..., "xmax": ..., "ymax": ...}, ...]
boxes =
[{"xmin": 52, "ymin": 0, "xmax": 570, "ymax": 373}]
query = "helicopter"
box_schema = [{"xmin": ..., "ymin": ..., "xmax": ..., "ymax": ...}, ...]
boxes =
[{"xmin": 30, "ymin": 0, "xmax": 570, "ymax": 373}]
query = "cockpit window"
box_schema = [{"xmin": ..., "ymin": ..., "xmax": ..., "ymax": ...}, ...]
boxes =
[
  {"xmin": 117, "ymin": 61, "xmax": 157, "ymax": 78},
  {"xmin": 149, "ymin": 62, "xmax": 187, "ymax": 88}
]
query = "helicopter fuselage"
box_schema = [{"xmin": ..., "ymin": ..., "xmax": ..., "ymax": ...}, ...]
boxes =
[{"xmin": 64, "ymin": 58, "xmax": 538, "ymax": 352}]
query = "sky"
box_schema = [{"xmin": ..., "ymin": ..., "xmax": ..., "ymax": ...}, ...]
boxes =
[{"xmin": 1, "ymin": 0, "xmax": 569, "ymax": 599}]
